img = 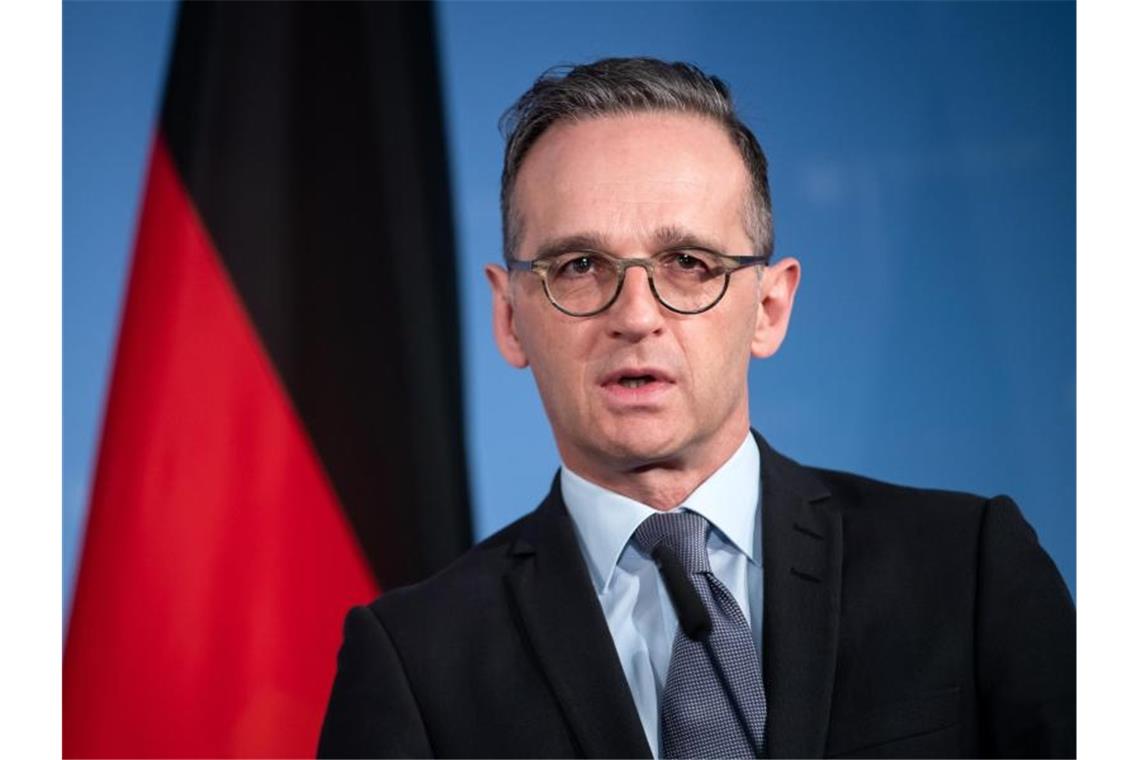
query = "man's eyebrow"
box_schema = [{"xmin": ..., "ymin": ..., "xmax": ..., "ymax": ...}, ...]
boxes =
[
  {"xmin": 532, "ymin": 227, "xmax": 729, "ymax": 261},
  {"xmin": 650, "ymin": 225, "xmax": 727, "ymax": 252},
  {"xmin": 532, "ymin": 233, "xmax": 611, "ymax": 261}
]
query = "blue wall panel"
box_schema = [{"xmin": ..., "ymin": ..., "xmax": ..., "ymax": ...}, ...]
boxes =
[{"xmin": 63, "ymin": 0, "xmax": 178, "ymax": 618}]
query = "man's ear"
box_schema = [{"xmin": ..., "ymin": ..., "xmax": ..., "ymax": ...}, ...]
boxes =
[
  {"xmin": 751, "ymin": 257, "xmax": 801, "ymax": 359},
  {"xmin": 485, "ymin": 264, "xmax": 529, "ymax": 368}
]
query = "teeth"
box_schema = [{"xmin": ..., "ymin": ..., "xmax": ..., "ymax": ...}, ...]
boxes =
[{"xmin": 619, "ymin": 377, "xmax": 652, "ymax": 388}]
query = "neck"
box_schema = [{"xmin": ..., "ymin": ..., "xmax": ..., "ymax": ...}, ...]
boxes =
[{"xmin": 563, "ymin": 423, "xmax": 752, "ymax": 510}]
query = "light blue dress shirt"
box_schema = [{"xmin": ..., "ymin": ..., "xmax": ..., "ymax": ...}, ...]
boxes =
[{"xmin": 560, "ymin": 433, "xmax": 763, "ymax": 759}]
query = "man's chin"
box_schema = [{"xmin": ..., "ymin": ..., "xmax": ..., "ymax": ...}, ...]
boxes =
[{"xmin": 587, "ymin": 425, "xmax": 690, "ymax": 471}]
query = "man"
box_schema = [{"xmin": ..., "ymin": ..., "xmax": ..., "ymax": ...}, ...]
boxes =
[{"xmin": 319, "ymin": 58, "xmax": 1074, "ymax": 758}]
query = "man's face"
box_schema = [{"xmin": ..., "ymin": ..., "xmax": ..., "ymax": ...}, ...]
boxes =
[{"xmin": 487, "ymin": 112, "xmax": 798, "ymax": 479}]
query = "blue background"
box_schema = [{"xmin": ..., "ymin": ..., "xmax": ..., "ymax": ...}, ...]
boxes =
[{"xmin": 64, "ymin": 1, "xmax": 1075, "ymax": 620}]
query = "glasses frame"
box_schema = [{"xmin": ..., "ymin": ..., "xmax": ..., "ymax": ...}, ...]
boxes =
[{"xmin": 505, "ymin": 249, "xmax": 770, "ymax": 317}]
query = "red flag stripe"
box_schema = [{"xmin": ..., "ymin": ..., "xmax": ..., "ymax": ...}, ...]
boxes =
[{"xmin": 64, "ymin": 136, "xmax": 378, "ymax": 758}]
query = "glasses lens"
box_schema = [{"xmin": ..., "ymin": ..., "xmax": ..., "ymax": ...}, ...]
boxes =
[
  {"xmin": 546, "ymin": 253, "xmax": 620, "ymax": 314},
  {"xmin": 653, "ymin": 250, "xmax": 728, "ymax": 312}
]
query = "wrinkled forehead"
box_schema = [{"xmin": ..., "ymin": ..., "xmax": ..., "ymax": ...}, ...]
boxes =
[{"xmin": 511, "ymin": 112, "xmax": 753, "ymax": 257}]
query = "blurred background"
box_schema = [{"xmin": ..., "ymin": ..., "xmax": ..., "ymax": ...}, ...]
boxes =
[
  {"xmin": 66, "ymin": 0, "xmax": 1075, "ymax": 607},
  {"xmin": 64, "ymin": 1, "xmax": 1074, "ymax": 752}
]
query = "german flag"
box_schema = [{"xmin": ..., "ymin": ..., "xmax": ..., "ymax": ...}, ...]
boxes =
[{"xmin": 63, "ymin": 3, "xmax": 471, "ymax": 756}]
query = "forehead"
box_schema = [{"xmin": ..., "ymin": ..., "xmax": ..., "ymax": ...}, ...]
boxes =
[{"xmin": 512, "ymin": 112, "xmax": 751, "ymax": 255}]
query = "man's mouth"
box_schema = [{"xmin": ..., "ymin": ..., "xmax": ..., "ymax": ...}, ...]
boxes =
[
  {"xmin": 617, "ymin": 375, "xmax": 656, "ymax": 389},
  {"xmin": 599, "ymin": 368, "xmax": 676, "ymax": 402}
]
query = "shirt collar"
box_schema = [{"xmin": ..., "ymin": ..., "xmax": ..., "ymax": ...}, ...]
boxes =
[{"xmin": 560, "ymin": 433, "xmax": 761, "ymax": 594}]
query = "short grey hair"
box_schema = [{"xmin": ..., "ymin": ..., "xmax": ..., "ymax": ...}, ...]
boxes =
[{"xmin": 499, "ymin": 57, "xmax": 774, "ymax": 261}]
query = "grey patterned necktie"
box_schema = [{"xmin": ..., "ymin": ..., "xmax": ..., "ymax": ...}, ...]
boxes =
[{"xmin": 635, "ymin": 511, "xmax": 767, "ymax": 759}]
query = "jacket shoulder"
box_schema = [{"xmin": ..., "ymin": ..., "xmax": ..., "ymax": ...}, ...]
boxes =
[
  {"xmin": 790, "ymin": 460, "xmax": 1015, "ymax": 561},
  {"xmin": 809, "ymin": 464, "xmax": 992, "ymax": 515},
  {"xmin": 756, "ymin": 431, "xmax": 996, "ymax": 528},
  {"xmin": 362, "ymin": 506, "xmax": 537, "ymax": 632}
]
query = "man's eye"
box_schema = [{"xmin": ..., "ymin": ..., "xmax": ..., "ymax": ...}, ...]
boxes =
[
  {"xmin": 557, "ymin": 255, "xmax": 596, "ymax": 276},
  {"xmin": 662, "ymin": 251, "xmax": 712, "ymax": 272}
]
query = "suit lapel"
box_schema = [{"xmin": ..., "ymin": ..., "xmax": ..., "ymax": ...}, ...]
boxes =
[
  {"xmin": 503, "ymin": 437, "xmax": 841, "ymax": 759},
  {"xmin": 505, "ymin": 480, "xmax": 653, "ymax": 759},
  {"xmin": 756, "ymin": 432, "xmax": 843, "ymax": 758}
]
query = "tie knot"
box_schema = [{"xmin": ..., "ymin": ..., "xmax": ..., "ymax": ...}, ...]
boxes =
[{"xmin": 633, "ymin": 511, "xmax": 712, "ymax": 574}]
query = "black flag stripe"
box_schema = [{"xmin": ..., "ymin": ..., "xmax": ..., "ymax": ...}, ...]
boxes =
[{"xmin": 160, "ymin": 0, "xmax": 471, "ymax": 589}]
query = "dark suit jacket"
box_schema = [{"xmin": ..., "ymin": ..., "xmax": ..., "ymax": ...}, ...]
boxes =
[{"xmin": 318, "ymin": 433, "xmax": 1075, "ymax": 758}]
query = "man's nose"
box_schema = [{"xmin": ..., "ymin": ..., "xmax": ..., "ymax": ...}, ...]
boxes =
[{"xmin": 605, "ymin": 265, "xmax": 665, "ymax": 339}]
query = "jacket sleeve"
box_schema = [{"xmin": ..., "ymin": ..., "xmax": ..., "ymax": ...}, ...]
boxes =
[
  {"xmin": 975, "ymin": 496, "xmax": 1076, "ymax": 758},
  {"xmin": 317, "ymin": 604, "xmax": 434, "ymax": 759}
]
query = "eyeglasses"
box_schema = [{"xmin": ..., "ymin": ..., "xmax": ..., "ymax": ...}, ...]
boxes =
[{"xmin": 505, "ymin": 249, "xmax": 769, "ymax": 317}]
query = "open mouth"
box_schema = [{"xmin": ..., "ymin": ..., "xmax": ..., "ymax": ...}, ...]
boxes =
[
  {"xmin": 600, "ymin": 368, "xmax": 675, "ymax": 398},
  {"xmin": 617, "ymin": 375, "xmax": 656, "ymax": 389}
]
